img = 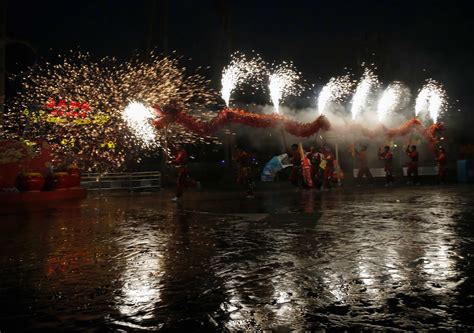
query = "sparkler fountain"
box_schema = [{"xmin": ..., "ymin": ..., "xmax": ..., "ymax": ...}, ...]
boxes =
[
  {"xmin": 351, "ymin": 69, "xmax": 379, "ymax": 121},
  {"xmin": 415, "ymin": 85, "xmax": 430, "ymax": 118},
  {"xmin": 426, "ymin": 81, "xmax": 447, "ymax": 124},
  {"xmin": 220, "ymin": 52, "xmax": 265, "ymax": 107},
  {"xmin": 317, "ymin": 75, "xmax": 353, "ymax": 115},
  {"xmin": 412, "ymin": 80, "xmax": 447, "ymax": 148},
  {"xmin": 268, "ymin": 62, "xmax": 304, "ymax": 114},
  {"xmin": 376, "ymin": 82, "xmax": 407, "ymax": 123}
]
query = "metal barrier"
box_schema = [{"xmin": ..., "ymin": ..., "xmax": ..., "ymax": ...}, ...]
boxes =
[{"xmin": 81, "ymin": 171, "xmax": 161, "ymax": 191}]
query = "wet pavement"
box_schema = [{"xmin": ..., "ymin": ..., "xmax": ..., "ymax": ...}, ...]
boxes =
[{"xmin": 1, "ymin": 184, "xmax": 473, "ymax": 331}]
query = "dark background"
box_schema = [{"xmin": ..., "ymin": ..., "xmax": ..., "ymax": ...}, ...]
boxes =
[{"xmin": 4, "ymin": 0, "xmax": 473, "ymax": 140}]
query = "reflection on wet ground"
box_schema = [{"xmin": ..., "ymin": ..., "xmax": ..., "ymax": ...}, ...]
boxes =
[{"xmin": 1, "ymin": 185, "xmax": 473, "ymax": 331}]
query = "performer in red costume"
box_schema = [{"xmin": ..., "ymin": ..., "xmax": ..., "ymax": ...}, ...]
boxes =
[
  {"xmin": 378, "ymin": 145, "xmax": 394, "ymax": 186},
  {"xmin": 323, "ymin": 146, "xmax": 335, "ymax": 190},
  {"xmin": 171, "ymin": 144, "xmax": 199, "ymax": 201},
  {"xmin": 298, "ymin": 143, "xmax": 313, "ymax": 189},
  {"xmin": 234, "ymin": 147, "xmax": 255, "ymax": 198},
  {"xmin": 354, "ymin": 145, "xmax": 372, "ymax": 184},
  {"xmin": 406, "ymin": 145, "xmax": 419, "ymax": 185},
  {"xmin": 436, "ymin": 147, "xmax": 447, "ymax": 184}
]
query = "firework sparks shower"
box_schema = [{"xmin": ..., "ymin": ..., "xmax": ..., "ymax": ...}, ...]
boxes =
[
  {"xmin": 268, "ymin": 62, "xmax": 304, "ymax": 114},
  {"xmin": 122, "ymin": 101, "xmax": 157, "ymax": 148},
  {"xmin": 415, "ymin": 80, "xmax": 447, "ymax": 122},
  {"xmin": 376, "ymin": 82, "xmax": 407, "ymax": 122},
  {"xmin": 220, "ymin": 52, "xmax": 265, "ymax": 107},
  {"xmin": 317, "ymin": 75, "xmax": 354, "ymax": 114},
  {"xmin": 351, "ymin": 69, "xmax": 379, "ymax": 120}
]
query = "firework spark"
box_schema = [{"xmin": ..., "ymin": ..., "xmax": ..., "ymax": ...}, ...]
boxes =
[
  {"xmin": 415, "ymin": 87, "xmax": 430, "ymax": 118},
  {"xmin": 268, "ymin": 62, "xmax": 305, "ymax": 114},
  {"xmin": 415, "ymin": 79, "xmax": 447, "ymax": 122},
  {"xmin": 317, "ymin": 75, "xmax": 353, "ymax": 114},
  {"xmin": 351, "ymin": 69, "xmax": 379, "ymax": 120},
  {"xmin": 220, "ymin": 52, "xmax": 265, "ymax": 107},
  {"xmin": 429, "ymin": 92, "xmax": 443, "ymax": 123},
  {"xmin": 376, "ymin": 82, "xmax": 408, "ymax": 122},
  {"xmin": 122, "ymin": 101, "xmax": 157, "ymax": 147}
]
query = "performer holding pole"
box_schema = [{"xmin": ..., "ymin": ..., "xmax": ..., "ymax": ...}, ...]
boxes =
[
  {"xmin": 171, "ymin": 144, "xmax": 199, "ymax": 202},
  {"xmin": 378, "ymin": 145, "xmax": 394, "ymax": 186}
]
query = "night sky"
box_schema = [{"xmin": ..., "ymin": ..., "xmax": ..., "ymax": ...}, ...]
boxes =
[{"xmin": 5, "ymin": 0, "xmax": 474, "ymax": 138}]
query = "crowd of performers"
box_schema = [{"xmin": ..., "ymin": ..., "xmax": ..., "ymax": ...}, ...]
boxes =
[
  {"xmin": 169, "ymin": 142, "xmax": 448, "ymax": 201},
  {"xmin": 288, "ymin": 143, "xmax": 336, "ymax": 190}
]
